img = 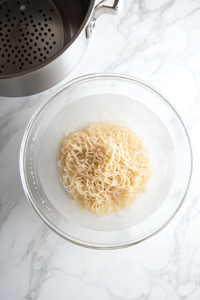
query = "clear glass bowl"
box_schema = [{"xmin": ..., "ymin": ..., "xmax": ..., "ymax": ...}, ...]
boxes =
[{"xmin": 20, "ymin": 73, "xmax": 192, "ymax": 249}]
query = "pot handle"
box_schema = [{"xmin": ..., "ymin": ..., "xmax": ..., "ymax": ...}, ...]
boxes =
[{"xmin": 86, "ymin": 0, "xmax": 123, "ymax": 38}]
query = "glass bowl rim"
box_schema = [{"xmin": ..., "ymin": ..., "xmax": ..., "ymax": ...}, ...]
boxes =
[{"xmin": 20, "ymin": 72, "xmax": 193, "ymax": 249}]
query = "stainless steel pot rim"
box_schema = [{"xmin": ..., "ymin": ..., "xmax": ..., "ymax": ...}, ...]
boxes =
[
  {"xmin": 20, "ymin": 72, "xmax": 193, "ymax": 249},
  {"xmin": 0, "ymin": 0, "xmax": 95, "ymax": 79}
]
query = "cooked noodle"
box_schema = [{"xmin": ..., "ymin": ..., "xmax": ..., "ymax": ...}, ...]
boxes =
[{"xmin": 58, "ymin": 122, "xmax": 151, "ymax": 215}]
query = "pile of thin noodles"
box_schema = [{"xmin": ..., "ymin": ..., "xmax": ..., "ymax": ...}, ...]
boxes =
[{"xmin": 58, "ymin": 122, "xmax": 151, "ymax": 215}]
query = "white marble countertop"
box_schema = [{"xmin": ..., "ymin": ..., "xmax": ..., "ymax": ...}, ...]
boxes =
[{"xmin": 1, "ymin": 0, "xmax": 200, "ymax": 299}]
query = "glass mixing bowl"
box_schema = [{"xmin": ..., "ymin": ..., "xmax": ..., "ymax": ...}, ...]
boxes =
[{"xmin": 20, "ymin": 73, "xmax": 192, "ymax": 249}]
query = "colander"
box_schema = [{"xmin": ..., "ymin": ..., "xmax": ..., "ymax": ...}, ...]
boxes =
[{"xmin": 0, "ymin": 0, "xmax": 123, "ymax": 96}]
